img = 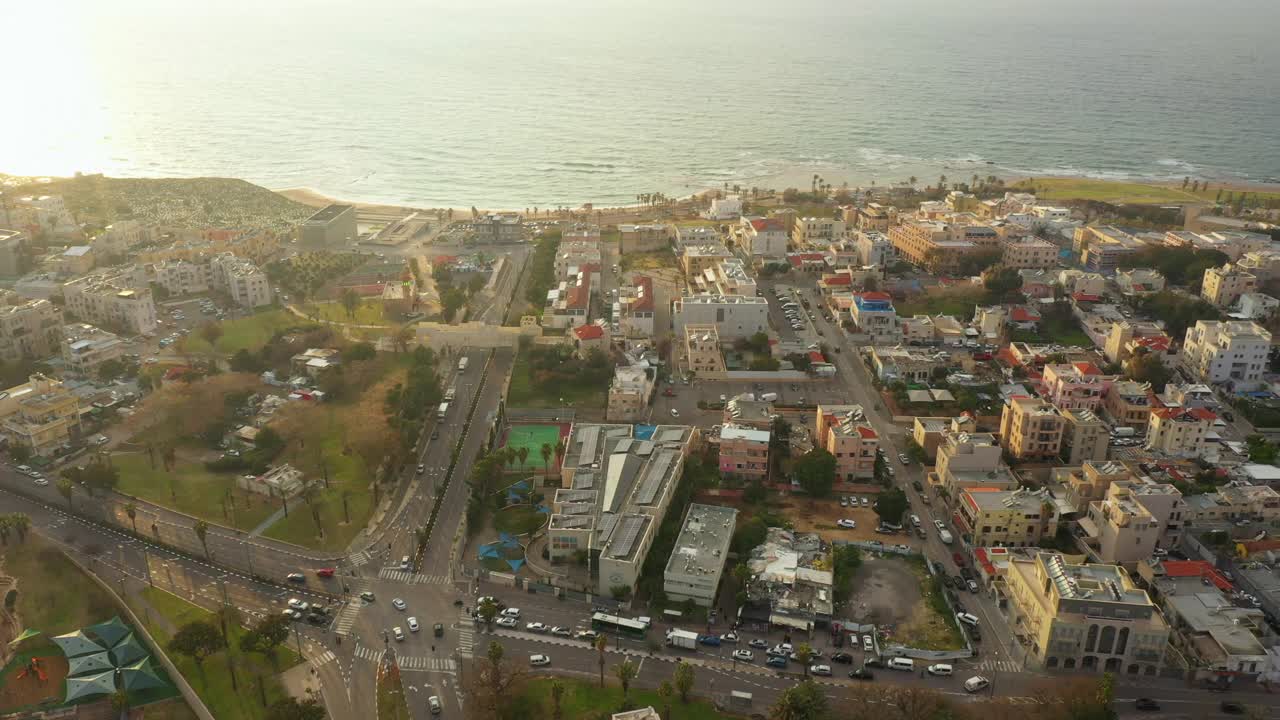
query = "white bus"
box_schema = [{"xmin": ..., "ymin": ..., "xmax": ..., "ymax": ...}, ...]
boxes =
[
  {"xmin": 457, "ymin": 357, "xmax": 469, "ymax": 372},
  {"xmin": 437, "ymin": 402, "xmax": 449, "ymax": 419}
]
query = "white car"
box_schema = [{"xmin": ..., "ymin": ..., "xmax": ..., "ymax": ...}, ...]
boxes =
[
  {"xmin": 407, "ymin": 617, "xmax": 420, "ymax": 632},
  {"xmin": 862, "ymin": 635, "xmax": 874, "ymax": 652},
  {"xmin": 575, "ymin": 630, "xmax": 598, "ymax": 641},
  {"xmin": 496, "ymin": 616, "xmax": 517, "ymax": 628},
  {"xmin": 860, "ymin": 497, "xmax": 869, "ymax": 506},
  {"xmin": 732, "ymin": 649, "xmax": 754, "ymax": 662},
  {"xmin": 964, "ymin": 676, "xmax": 991, "ymax": 693},
  {"xmin": 898, "ymin": 453, "xmax": 910, "ymax": 464},
  {"xmin": 550, "ymin": 626, "xmax": 572, "ymax": 637},
  {"xmin": 670, "ymin": 409, "xmax": 680, "ymax": 418},
  {"xmin": 720, "ymin": 632, "xmax": 739, "ymax": 643},
  {"xmin": 287, "ymin": 598, "xmax": 307, "ymax": 610},
  {"xmin": 529, "ymin": 654, "xmax": 551, "ymax": 667},
  {"xmin": 392, "ymin": 598, "xmax": 407, "ymax": 611},
  {"xmin": 34, "ymin": 478, "xmax": 48, "ymax": 486},
  {"xmin": 837, "ymin": 519, "xmax": 856, "ymax": 529},
  {"xmin": 526, "ymin": 622, "xmax": 548, "ymax": 633},
  {"xmin": 501, "ymin": 607, "xmax": 521, "ymax": 618},
  {"xmin": 809, "ymin": 664, "xmax": 832, "ymax": 676},
  {"xmin": 393, "ymin": 627, "xmax": 405, "ymax": 642},
  {"xmin": 934, "ymin": 519, "xmax": 946, "ymax": 531},
  {"xmin": 428, "ymin": 696, "xmax": 442, "ymax": 715}
]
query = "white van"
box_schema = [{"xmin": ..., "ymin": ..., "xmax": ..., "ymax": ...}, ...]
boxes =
[
  {"xmin": 887, "ymin": 657, "xmax": 914, "ymax": 671},
  {"xmin": 910, "ymin": 514, "xmax": 921, "ymax": 527},
  {"xmin": 927, "ymin": 663, "xmax": 953, "ymax": 676},
  {"xmin": 955, "ymin": 612, "xmax": 980, "ymax": 627},
  {"xmin": 964, "ymin": 676, "xmax": 991, "ymax": 693}
]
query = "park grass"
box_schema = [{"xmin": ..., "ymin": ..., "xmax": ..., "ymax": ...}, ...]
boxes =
[
  {"xmin": 1008, "ymin": 178, "xmax": 1199, "ymax": 205},
  {"xmin": 298, "ymin": 299, "xmax": 391, "ymax": 326},
  {"xmin": 507, "ymin": 346, "xmax": 607, "ymax": 410},
  {"xmin": 261, "ymin": 414, "xmax": 375, "ymax": 551},
  {"xmin": 0, "ymin": 534, "xmax": 120, "ymax": 636},
  {"xmin": 514, "ymin": 677, "xmax": 740, "ymax": 720},
  {"xmin": 1010, "ymin": 311, "xmax": 1093, "ymax": 347},
  {"xmin": 493, "ymin": 506, "xmax": 546, "ymax": 536},
  {"xmin": 130, "ymin": 587, "xmax": 300, "ymax": 720},
  {"xmin": 894, "ymin": 286, "xmax": 988, "ymax": 319},
  {"xmin": 113, "ymin": 452, "xmax": 277, "ymax": 533},
  {"xmin": 376, "ymin": 662, "xmax": 410, "ymax": 720},
  {"xmin": 181, "ymin": 309, "xmax": 316, "ymax": 355}
]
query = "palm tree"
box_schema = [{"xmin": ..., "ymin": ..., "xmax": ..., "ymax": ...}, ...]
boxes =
[
  {"xmin": 10, "ymin": 513, "xmax": 30, "ymax": 542},
  {"xmin": 516, "ymin": 446, "xmax": 530, "ymax": 472},
  {"xmin": 615, "ymin": 659, "xmax": 638, "ymax": 703},
  {"xmin": 340, "ymin": 489, "xmax": 353, "ymax": 524},
  {"xmin": 125, "ymin": 502, "xmax": 138, "ymax": 534},
  {"xmin": 55, "ymin": 477, "xmax": 74, "ymax": 511},
  {"xmin": 540, "ymin": 443, "xmax": 552, "ymax": 478},
  {"xmin": 594, "ymin": 634, "xmax": 608, "ymax": 688},
  {"xmin": 0, "ymin": 516, "xmax": 11, "ymax": 546},
  {"xmin": 194, "ymin": 520, "xmax": 210, "ymax": 560},
  {"xmin": 908, "ymin": 176, "xmax": 918, "ymax": 187},
  {"xmin": 796, "ymin": 642, "xmax": 813, "ymax": 676},
  {"xmin": 938, "ymin": 175, "xmax": 947, "ymax": 191},
  {"xmin": 554, "ymin": 439, "xmax": 566, "ymax": 473},
  {"xmin": 549, "ymin": 679, "xmax": 566, "ymax": 720},
  {"xmin": 658, "ymin": 681, "xmax": 674, "ymax": 720}
]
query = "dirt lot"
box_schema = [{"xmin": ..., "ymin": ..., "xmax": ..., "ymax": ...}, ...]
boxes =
[
  {"xmin": 846, "ymin": 558, "xmax": 964, "ymax": 651},
  {"xmin": 779, "ymin": 496, "xmax": 925, "ymax": 548},
  {"xmin": 0, "ymin": 654, "xmax": 69, "ymax": 712}
]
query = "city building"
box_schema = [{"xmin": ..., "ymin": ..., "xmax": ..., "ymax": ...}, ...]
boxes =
[
  {"xmin": 1145, "ymin": 407, "xmax": 1215, "ymax": 457},
  {"xmin": 957, "ymin": 487, "xmax": 1058, "ymax": 548},
  {"xmin": 1187, "ymin": 482, "xmax": 1280, "ymax": 523},
  {"xmin": 615, "ymin": 275, "xmax": 655, "ymax": 338},
  {"xmin": 0, "ymin": 291, "xmax": 62, "ymax": 363},
  {"xmin": 718, "ymin": 425, "xmax": 771, "ymax": 480},
  {"xmin": 619, "ymin": 223, "xmax": 673, "ymax": 254},
  {"xmin": 1004, "ymin": 552, "xmax": 1169, "ymax": 674},
  {"xmin": 1058, "ymin": 269, "xmax": 1109, "ymax": 296},
  {"xmin": 0, "ymin": 229, "xmax": 29, "ymax": 276},
  {"xmin": 236, "ymin": 464, "xmax": 307, "ymax": 500},
  {"xmin": 723, "ymin": 393, "xmax": 776, "ymax": 430},
  {"xmin": 743, "ymin": 528, "xmax": 834, "ymax": 631},
  {"xmin": 999, "ymin": 396, "xmax": 1066, "ymax": 462},
  {"xmin": 1104, "ymin": 380, "xmax": 1154, "ymax": 430},
  {"xmin": 847, "ymin": 203, "xmax": 897, "ymax": 232},
  {"xmin": 935, "ymin": 432, "xmax": 1016, "ymax": 494},
  {"xmin": 815, "ymin": 405, "xmax": 878, "ymax": 481},
  {"xmin": 663, "ymin": 503, "xmax": 738, "ymax": 607},
  {"xmin": 1073, "ymin": 226, "xmax": 1147, "ymax": 275},
  {"xmin": 91, "ymin": 221, "xmax": 148, "ymax": 256},
  {"xmin": 1234, "ymin": 292, "xmax": 1280, "ymax": 321},
  {"xmin": 692, "ymin": 258, "xmax": 756, "ymax": 297},
  {"xmin": 58, "ymin": 246, "xmax": 95, "ymax": 275},
  {"xmin": 672, "ymin": 295, "xmax": 769, "ymax": 340},
  {"xmin": 1041, "ymin": 362, "xmax": 1115, "ymax": 412},
  {"xmin": 740, "ymin": 217, "xmax": 788, "ymax": 259},
  {"xmin": 679, "ymin": 243, "xmax": 734, "ymax": 278},
  {"xmin": 1055, "ymin": 461, "xmax": 1135, "ymax": 511},
  {"xmin": 470, "ymin": 213, "xmax": 523, "ymax": 243},
  {"xmin": 1083, "ymin": 480, "xmax": 1185, "ymax": 567},
  {"xmin": 150, "ymin": 258, "xmax": 213, "ymax": 296},
  {"xmin": 912, "ymin": 415, "xmax": 976, "ymax": 461},
  {"xmin": 210, "ymin": 253, "xmax": 273, "ymax": 307},
  {"xmin": 1201, "ymin": 264, "xmax": 1257, "ymax": 308},
  {"xmin": 683, "ymin": 324, "xmax": 725, "ymax": 374},
  {"xmin": 848, "ymin": 292, "xmax": 898, "ymax": 342},
  {"xmin": 554, "ymin": 239, "xmax": 603, "ymax": 280},
  {"xmin": 673, "ymin": 225, "xmax": 722, "ymax": 250},
  {"xmin": 60, "ymin": 324, "xmax": 126, "ymax": 376},
  {"xmin": 62, "ymin": 266, "xmax": 158, "ymax": 336},
  {"xmin": 1062, "ymin": 408, "xmax": 1109, "ymax": 465},
  {"xmin": 571, "ymin": 323, "xmax": 608, "ymax": 357},
  {"xmin": 549, "ymin": 423, "xmax": 697, "ymax": 596},
  {"xmin": 853, "ymin": 230, "xmax": 893, "ymax": 268},
  {"xmin": 1103, "ymin": 321, "xmax": 1170, "ymax": 366},
  {"xmin": 544, "ymin": 277, "xmax": 592, "ymax": 329},
  {"xmin": 705, "ymin": 195, "xmax": 742, "ymax": 220},
  {"xmin": 1001, "ymin": 236, "xmax": 1058, "ymax": 270},
  {"xmin": 606, "ymin": 365, "xmax": 655, "ymax": 423},
  {"xmin": 1236, "ymin": 249, "xmax": 1280, "ymax": 285},
  {"xmin": 1180, "ymin": 320, "xmax": 1272, "ymax": 389},
  {"xmin": 1154, "ymin": 573, "xmax": 1273, "ymax": 676},
  {"xmin": 792, "ymin": 216, "xmax": 846, "ymax": 248},
  {"xmin": 1115, "ymin": 268, "xmax": 1166, "ymax": 297},
  {"xmin": 1165, "ymin": 229, "xmax": 1274, "ymax": 260},
  {"xmin": 867, "ymin": 346, "xmax": 948, "ymax": 383},
  {"xmin": 0, "ymin": 374, "xmax": 81, "ymax": 457},
  {"xmin": 298, "ymin": 204, "xmax": 357, "ymax": 246},
  {"xmin": 888, "ymin": 220, "xmax": 1000, "ymax": 273}
]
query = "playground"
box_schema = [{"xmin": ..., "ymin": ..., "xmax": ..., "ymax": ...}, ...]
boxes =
[
  {"xmin": 0, "ymin": 653, "xmax": 69, "ymax": 711},
  {"xmin": 478, "ymin": 533, "xmax": 528, "ymax": 573},
  {"xmin": 499, "ymin": 422, "xmax": 570, "ymax": 473}
]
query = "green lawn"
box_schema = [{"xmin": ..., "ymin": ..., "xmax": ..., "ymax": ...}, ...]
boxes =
[
  {"xmin": 894, "ymin": 286, "xmax": 987, "ymax": 319},
  {"xmin": 113, "ymin": 452, "xmax": 278, "ymax": 533},
  {"xmin": 261, "ymin": 416, "xmax": 375, "ymax": 551},
  {"xmin": 0, "ymin": 534, "xmax": 120, "ymax": 635},
  {"xmin": 1010, "ymin": 312, "xmax": 1092, "ymax": 347},
  {"xmin": 181, "ymin": 309, "xmax": 316, "ymax": 355},
  {"xmin": 298, "ymin": 299, "xmax": 391, "ymax": 326},
  {"xmin": 130, "ymin": 587, "xmax": 299, "ymax": 720},
  {"xmin": 507, "ymin": 347, "xmax": 607, "ymax": 409},
  {"xmin": 513, "ymin": 677, "xmax": 740, "ymax": 720},
  {"xmin": 493, "ymin": 506, "xmax": 545, "ymax": 536},
  {"xmin": 1008, "ymin": 178, "xmax": 1199, "ymax": 205}
]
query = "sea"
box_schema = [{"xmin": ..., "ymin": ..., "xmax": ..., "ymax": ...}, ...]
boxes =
[{"xmin": 3, "ymin": 0, "xmax": 1279, "ymax": 209}]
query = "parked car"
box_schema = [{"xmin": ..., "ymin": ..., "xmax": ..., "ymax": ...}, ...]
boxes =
[
  {"xmin": 526, "ymin": 622, "xmax": 548, "ymax": 633},
  {"xmin": 428, "ymin": 696, "xmax": 442, "ymax": 715},
  {"xmin": 810, "ymin": 664, "xmax": 832, "ymax": 676},
  {"xmin": 766, "ymin": 656, "xmax": 788, "ymax": 669},
  {"xmin": 1220, "ymin": 702, "xmax": 1245, "ymax": 715},
  {"xmin": 1134, "ymin": 699, "xmax": 1160, "ymax": 712},
  {"xmin": 529, "ymin": 654, "xmax": 551, "ymax": 667},
  {"xmin": 749, "ymin": 639, "xmax": 769, "ymax": 649},
  {"xmin": 848, "ymin": 667, "xmax": 875, "ymax": 680},
  {"xmin": 434, "ymin": 623, "xmax": 444, "ymax": 637},
  {"xmin": 315, "ymin": 568, "xmax": 335, "ymax": 578},
  {"xmin": 393, "ymin": 627, "xmax": 405, "ymax": 642},
  {"xmin": 732, "ymin": 650, "xmax": 754, "ymax": 662},
  {"xmin": 837, "ymin": 519, "xmax": 857, "ymax": 529},
  {"xmin": 286, "ymin": 573, "xmax": 305, "ymax": 583},
  {"xmin": 496, "ymin": 616, "xmax": 517, "ymax": 627},
  {"xmin": 392, "ymin": 598, "xmax": 407, "ymax": 611},
  {"xmin": 550, "ymin": 626, "xmax": 572, "ymax": 637},
  {"xmin": 830, "ymin": 652, "xmax": 853, "ymax": 664}
]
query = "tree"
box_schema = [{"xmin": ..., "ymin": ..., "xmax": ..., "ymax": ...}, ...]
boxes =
[
  {"xmin": 169, "ymin": 620, "xmax": 224, "ymax": 673},
  {"xmin": 793, "ymin": 448, "xmax": 837, "ymax": 498},
  {"xmin": 771, "ymin": 678, "xmax": 829, "ymax": 720},
  {"xmin": 673, "ymin": 661, "xmax": 694, "ymax": 703},
  {"xmin": 393, "ymin": 325, "xmax": 415, "ymax": 354},
  {"xmin": 193, "ymin": 520, "xmax": 210, "ymax": 559},
  {"xmin": 874, "ymin": 488, "xmax": 908, "ymax": 524},
  {"xmin": 199, "ymin": 322, "xmax": 224, "ymax": 350},
  {"xmin": 1125, "ymin": 350, "xmax": 1173, "ymax": 392},
  {"xmin": 476, "ymin": 598, "xmax": 498, "ymax": 629},
  {"xmin": 516, "ymin": 446, "xmax": 529, "ymax": 471},
  {"xmin": 240, "ymin": 612, "xmax": 292, "ymax": 669},
  {"xmin": 594, "ymin": 634, "xmax": 608, "ymax": 687},
  {"xmin": 265, "ymin": 696, "xmax": 327, "ymax": 720},
  {"xmin": 8, "ymin": 513, "xmax": 30, "ymax": 542},
  {"xmin": 615, "ymin": 659, "xmax": 638, "ymax": 703},
  {"xmin": 111, "ymin": 688, "xmax": 131, "ymax": 716},
  {"xmin": 796, "ymin": 642, "xmax": 814, "ymax": 676},
  {"xmin": 9, "ymin": 444, "xmax": 31, "ymax": 464},
  {"xmin": 55, "ymin": 476, "xmax": 75, "ymax": 511},
  {"xmin": 540, "ymin": 442, "xmax": 553, "ymax": 477},
  {"xmin": 97, "ymin": 358, "xmax": 126, "ymax": 381},
  {"xmin": 657, "ymin": 681, "xmax": 674, "ymax": 719},
  {"xmin": 229, "ymin": 349, "xmax": 262, "ymax": 372},
  {"xmin": 125, "ymin": 502, "xmax": 138, "ymax": 533},
  {"xmin": 341, "ymin": 288, "xmax": 360, "ymax": 320},
  {"xmin": 983, "ymin": 264, "xmax": 1024, "ymax": 301},
  {"xmin": 548, "ymin": 679, "xmax": 566, "ymax": 720}
]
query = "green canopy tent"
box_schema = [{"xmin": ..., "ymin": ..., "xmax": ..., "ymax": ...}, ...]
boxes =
[
  {"xmin": 66, "ymin": 652, "xmax": 115, "ymax": 677},
  {"xmin": 6, "ymin": 628, "xmax": 41, "ymax": 647},
  {"xmin": 52, "ymin": 630, "xmax": 105, "ymax": 658},
  {"xmin": 120, "ymin": 657, "xmax": 167, "ymax": 692},
  {"xmin": 85, "ymin": 616, "xmax": 130, "ymax": 648},
  {"xmin": 108, "ymin": 633, "xmax": 148, "ymax": 666},
  {"xmin": 64, "ymin": 669, "xmax": 116, "ymax": 703}
]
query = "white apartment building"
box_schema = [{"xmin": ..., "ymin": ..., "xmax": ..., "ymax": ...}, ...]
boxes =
[
  {"xmin": 150, "ymin": 259, "xmax": 213, "ymax": 296},
  {"xmin": 853, "ymin": 231, "xmax": 893, "ymax": 268},
  {"xmin": 792, "ymin": 216, "xmax": 847, "ymax": 248},
  {"xmin": 1180, "ymin": 320, "xmax": 1271, "ymax": 389},
  {"xmin": 1115, "ymin": 268, "xmax": 1166, "ymax": 296},
  {"xmin": 693, "ymin": 259, "xmax": 756, "ymax": 297},
  {"xmin": 1146, "ymin": 407, "xmax": 1215, "ymax": 457},
  {"xmin": 705, "ymin": 195, "xmax": 742, "ymax": 220},
  {"xmin": 672, "ymin": 294, "xmax": 768, "ymax": 340},
  {"xmin": 0, "ymin": 291, "xmax": 62, "ymax": 363},
  {"xmin": 62, "ymin": 266, "xmax": 158, "ymax": 336},
  {"xmin": 740, "ymin": 217, "xmax": 788, "ymax": 258},
  {"xmin": 553, "ymin": 239, "xmax": 602, "ymax": 280},
  {"xmin": 615, "ymin": 275, "xmax": 655, "ymax": 338},
  {"xmin": 60, "ymin": 323, "xmax": 127, "ymax": 376},
  {"xmin": 211, "ymin": 253, "xmax": 273, "ymax": 308},
  {"xmin": 1001, "ymin": 236, "xmax": 1058, "ymax": 270},
  {"xmin": 1235, "ymin": 293, "xmax": 1280, "ymax": 321},
  {"xmin": 663, "ymin": 504, "xmax": 737, "ymax": 607}
]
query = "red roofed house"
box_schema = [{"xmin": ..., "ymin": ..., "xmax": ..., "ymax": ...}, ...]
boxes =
[
  {"xmin": 786, "ymin": 252, "xmax": 828, "ymax": 273},
  {"xmin": 817, "ymin": 272, "xmax": 853, "ymax": 293},
  {"xmin": 814, "ymin": 404, "xmax": 878, "ymax": 480},
  {"xmin": 617, "ymin": 275, "xmax": 656, "ymax": 338},
  {"xmin": 1150, "ymin": 560, "xmax": 1233, "ymax": 592},
  {"xmin": 1147, "ymin": 406, "xmax": 1216, "ymax": 457},
  {"xmin": 571, "ymin": 323, "xmax": 608, "ymax": 357},
  {"xmin": 1009, "ymin": 306, "xmax": 1042, "ymax": 330},
  {"xmin": 544, "ymin": 276, "xmax": 592, "ymax": 329},
  {"xmin": 741, "ymin": 217, "xmax": 788, "ymax": 258}
]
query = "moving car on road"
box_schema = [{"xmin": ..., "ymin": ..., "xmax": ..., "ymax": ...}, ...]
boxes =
[
  {"xmin": 428, "ymin": 696, "xmax": 442, "ymax": 715},
  {"xmin": 526, "ymin": 622, "xmax": 548, "ymax": 633},
  {"xmin": 964, "ymin": 676, "xmax": 990, "ymax": 693},
  {"xmin": 392, "ymin": 598, "xmax": 407, "ymax": 610},
  {"xmin": 360, "ymin": 591, "xmax": 376, "ymax": 602},
  {"xmin": 529, "ymin": 654, "xmax": 551, "ymax": 667},
  {"xmin": 732, "ymin": 650, "xmax": 754, "ymax": 662},
  {"xmin": 316, "ymin": 568, "xmax": 335, "ymax": 577},
  {"xmin": 496, "ymin": 617, "xmax": 517, "ymax": 628},
  {"xmin": 810, "ymin": 664, "xmax": 832, "ymax": 676},
  {"xmin": 393, "ymin": 627, "xmax": 405, "ymax": 642},
  {"xmin": 1134, "ymin": 699, "xmax": 1160, "ymax": 712},
  {"xmin": 286, "ymin": 573, "xmax": 305, "ymax": 583},
  {"xmin": 407, "ymin": 617, "xmax": 420, "ymax": 632}
]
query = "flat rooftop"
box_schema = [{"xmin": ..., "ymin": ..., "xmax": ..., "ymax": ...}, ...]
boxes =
[
  {"xmin": 304, "ymin": 204, "xmax": 354, "ymax": 224},
  {"xmin": 664, "ymin": 503, "xmax": 738, "ymax": 579}
]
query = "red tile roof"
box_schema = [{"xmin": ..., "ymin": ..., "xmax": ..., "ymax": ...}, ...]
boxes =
[
  {"xmin": 808, "ymin": 351, "xmax": 826, "ymax": 363},
  {"xmin": 565, "ymin": 284, "xmax": 589, "ymax": 309},
  {"xmin": 632, "ymin": 275, "xmax": 655, "ymax": 312},
  {"xmin": 1072, "ymin": 292, "xmax": 1103, "ymax": 303},
  {"xmin": 1010, "ymin": 307, "xmax": 1041, "ymax": 322},
  {"xmin": 749, "ymin": 218, "xmax": 784, "ymax": 232},
  {"xmin": 1073, "ymin": 361, "xmax": 1102, "ymax": 376},
  {"xmin": 855, "ymin": 426, "xmax": 878, "ymax": 439},
  {"xmin": 1159, "ymin": 560, "xmax": 1232, "ymax": 591},
  {"xmin": 573, "ymin": 324, "xmax": 604, "ymax": 340},
  {"xmin": 858, "ymin": 291, "xmax": 892, "ymax": 301},
  {"xmin": 821, "ymin": 274, "xmax": 853, "ymax": 286}
]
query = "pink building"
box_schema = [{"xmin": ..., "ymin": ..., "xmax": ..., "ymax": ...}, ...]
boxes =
[
  {"xmin": 718, "ymin": 425, "xmax": 771, "ymax": 479},
  {"xmin": 816, "ymin": 404, "xmax": 879, "ymax": 481},
  {"xmin": 1041, "ymin": 362, "xmax": 1116, "ymax": 412}
]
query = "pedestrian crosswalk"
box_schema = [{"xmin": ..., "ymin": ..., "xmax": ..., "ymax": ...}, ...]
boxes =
[
  {"xmin": 972, "ymin": 659, "xmax": 1021, "ymax": 673},
  {"xmin": 312, "ymin": 650, "xmax": 336, "ymax": 667},
  {"xmin": 396, "ymin": 655, "xmax": 457, "ymax": 672},
  {"xmin": 348, "ymin": 550, "xmax": 371, "ymax": 567},
  {"xmin": 334, "ymin": 600, "xmax": 362, "ymax": 636},
  {"xmin": 457, "ymin": 610, "xmax": 475, "ymax": 658},
  {"xmin": 378, "ymin": 568, "xmax": 449, "ymax": 585},
  {"xmin": 354, "ymin": 643, "xmax": 383, "ymax": 663}
]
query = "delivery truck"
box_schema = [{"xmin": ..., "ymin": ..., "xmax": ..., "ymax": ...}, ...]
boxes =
[
  {"xmin": 939, "ymin": 529, "xmax": 954, "ymax": 544},
  {"xmin": 666, "ymin": 629, "xmax": 698, "ymax": 650}
]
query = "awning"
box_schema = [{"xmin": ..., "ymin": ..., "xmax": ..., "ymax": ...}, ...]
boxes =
[
  {"xmin": 769, "ymin": 613, "xmax": 812, "ymax": 632},
  {"xmin": 64, "ymin": 669, "xmax": 116, "ymax": 703}
]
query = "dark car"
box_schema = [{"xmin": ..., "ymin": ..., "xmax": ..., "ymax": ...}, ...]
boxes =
[
  {"xmin": 830, "ymin": 652, "xmax": 854, "ymax": 664},
  {"xmin": 848, "ymin": 668, "xmax": 874, "ymax": 680},
  {"xmin": 864, "ymin": 658, "xmax": 885, "ymax": 668},
  {"xmin": 953, "ymin": 552, "xmax": 968, "ymax": 567},
  {"xmin": 931, "ymin": 561, "xmax": 946, "ymax": 575},
  {"xmin": 1220, "ymin": 702, "xmax": 1245, "ymax": 715},
  {"xmin": 960, "ymin": 567, "xmax": 975, "ymax": 581},
  {"xmin": 912, "ymin": 480, "xmax": 924, "ymax": 492},
  {"xmin": 1134, "ymin": 699, "xmax": 1160, "ymax": 712},
  {"xmin": 952, "ymin": 576, "xmax": 967, "ymax": 590},
  {"xmin": 434, "ymin": 623, "xmax": 444, "ymax": 637}
]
